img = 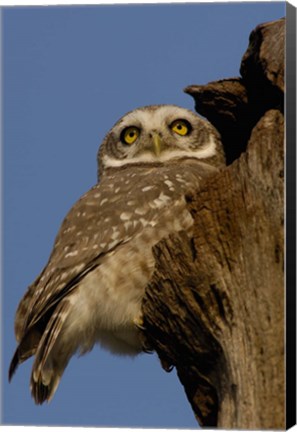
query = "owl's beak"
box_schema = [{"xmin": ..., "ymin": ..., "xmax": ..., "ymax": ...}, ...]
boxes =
[{"xmin": 152, "ymin": 134, "xmax": 163, "ymax": 157}]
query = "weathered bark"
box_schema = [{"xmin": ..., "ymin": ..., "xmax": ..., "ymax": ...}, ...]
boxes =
[
  {"xmin": 184, "ymin": 17, "xmax": 284, "ymax": 164},
  {"xmin": 142, "ymin": 18, "xmax": 285, "ymax": 429}
]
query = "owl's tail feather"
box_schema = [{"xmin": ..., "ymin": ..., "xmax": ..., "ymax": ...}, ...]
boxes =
[
  {"xmin": 30, "ymin": 298, "xmax": 72, "ymax": 404},
  {"xmin": 9, "ymin": 328, "xmax": 41, "ymax": 381}
]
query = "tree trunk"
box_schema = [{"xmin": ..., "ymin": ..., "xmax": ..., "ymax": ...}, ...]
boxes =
[{"xmin": 142, "ymin": 18, "xmax": 285, "ymax": 429}]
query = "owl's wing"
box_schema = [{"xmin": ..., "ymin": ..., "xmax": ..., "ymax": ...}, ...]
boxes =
[
  {"xmin": 13, "ymin": 179, "xmax": 138, "ymax": 342},
  {"xmin": 10, "ymin": 168, "xmax": 181, "ymax": 377}
]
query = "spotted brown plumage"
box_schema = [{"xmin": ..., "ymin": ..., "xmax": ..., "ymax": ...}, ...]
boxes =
[{"xmin": 9, "ymin": 105, "xmax": 225, "ymax": 404}]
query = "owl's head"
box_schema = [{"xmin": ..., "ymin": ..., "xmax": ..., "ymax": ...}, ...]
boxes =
[{"xmin": 98, "ymin": 105, "xmax": 225, "ymax": 178}]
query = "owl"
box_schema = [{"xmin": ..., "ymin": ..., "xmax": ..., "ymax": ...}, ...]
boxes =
[{"xmin": 9, "ymin": 105, "xmax": 225, "ymax": 404}]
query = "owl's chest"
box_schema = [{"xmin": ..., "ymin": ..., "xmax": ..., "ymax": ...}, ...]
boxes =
[
  {"xmin": 97, "ymin": 168, "xmax": 197, "ymax": 243},
  {"xmin": 98, "ymin": 165, "xmax": 201, "ymax": 218}
]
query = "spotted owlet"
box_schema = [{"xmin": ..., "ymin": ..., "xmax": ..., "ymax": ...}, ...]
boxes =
[{"xmin": 9, "ymin": 104, "xmax": 225, "ymax": 404}]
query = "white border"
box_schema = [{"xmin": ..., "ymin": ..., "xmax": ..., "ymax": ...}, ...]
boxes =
[{"xmin": 1, "ymin": 2, "xmax": 293, "ymax": 432}]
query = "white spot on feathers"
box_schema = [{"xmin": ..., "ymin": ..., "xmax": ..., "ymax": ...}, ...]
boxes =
[
  {"xmin": 110, "ymin": 230, "xmax": 120, "ymax": 240},
  {"xmin": 139, "ymin": 218, "xmax": 149, "ymax": 227},
  {"xmin": 100, "ymin": 198, "xmax": 108, "ymax": 206},
  {"xmin": 124, "ymin": 221, "xmax": 133, "ymax": 230},
  {"xmin": 164, "ymin": 180, "xmax": 174, "ymax": 188},
  {"xmin": 108, "ymin": 240, "xmax": 119, "ymax": 249},
  {"xmin": 142, "ymin": 186, "xmax": 154, "ymax": 192},
  {"xmin": 150, "ymin": 192, "xmax": 171, "ymax": 209},
  {"xmin": 120, "ymin": 212, "xmax": 132, "ymax": 221},
  {"xmin": 135, "ymin": 208, "xmax": 147, "ymax": 216},
  {"xmin": 65, "ymin": 251, "xmax": 78, "ymax": 258}
]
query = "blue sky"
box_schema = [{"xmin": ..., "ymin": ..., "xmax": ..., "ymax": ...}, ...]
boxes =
[{"xmin": 2, "ymin": 2, "xmax": 285, "ymax": 429}]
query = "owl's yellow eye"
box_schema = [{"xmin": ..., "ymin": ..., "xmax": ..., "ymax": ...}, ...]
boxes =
[
  {"xmin": 121, "ymin": 127, "xmax": 140, "ymax": 145},
  {"xmin": 170, "ymin": 119, "xmax": 191, "ymax": 136}
]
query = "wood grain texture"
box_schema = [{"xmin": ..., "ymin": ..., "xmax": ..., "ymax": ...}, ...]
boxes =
[{"xmin": 142, "ymin": 17, "xmax": 285, "ymax": 429}]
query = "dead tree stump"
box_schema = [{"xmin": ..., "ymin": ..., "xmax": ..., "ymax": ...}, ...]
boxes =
[{"xmin": 142, "ymin": 18, "xmax": 285, "ymax": 429}]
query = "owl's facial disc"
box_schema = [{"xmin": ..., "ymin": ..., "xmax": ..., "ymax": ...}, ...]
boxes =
[
  {"xmin": 100, "ymin": 105, "xmax": 219, "ymax": 170},
  {"xmin": 119, "ymin": 117, "xmax": 193, "ymax": 158}
]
